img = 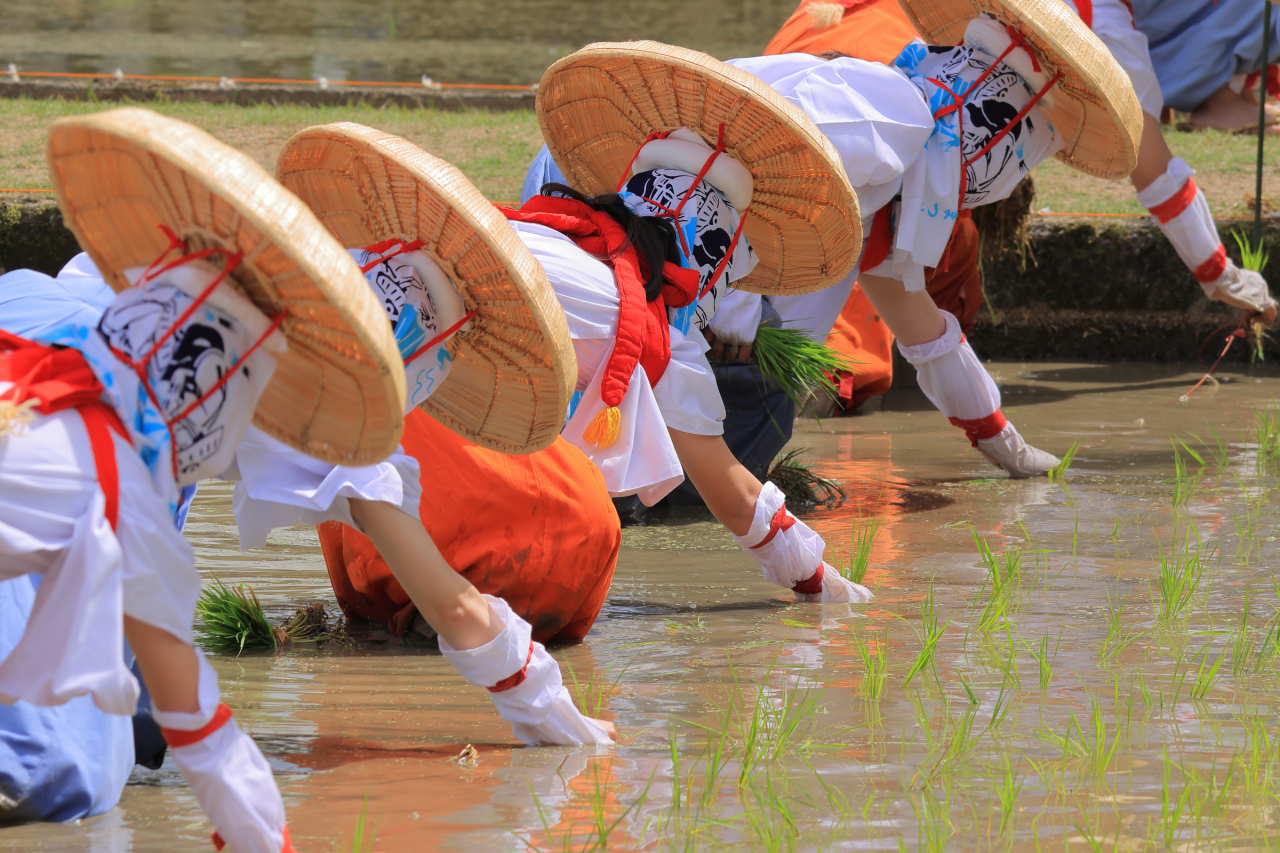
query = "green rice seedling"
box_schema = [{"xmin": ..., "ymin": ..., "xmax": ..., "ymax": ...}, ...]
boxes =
[
  {"xmin": 751, "ymin": 323, "xmax": 856, "ymax": 406},
  {"xmin": 1083, "ymin": 699, "xmax": 1121, "ymax": 778},
  {"xmin": 196, "ymin": 578, "xmax": 274, "ymax": 655},
  {"xmin": 908, "ymin": 785, "xmax": 954, "ymax": 853},
  {"xmin": 1153, "ymin": 531, "xmax": 1212, "ymax": 624},
  {"xmin": 342, "ymin": 794, "xmax": 376, "ymax": 853},
  {"xmin": 566, "ymin": 660, "xmax": 630, "ymax": 719},
  {"xmin": 1046, "ymin": 440, "xmax": 1080, "ymax": 480},
  {"xmin": 1098, "ymin": 596, "xmax": 1145, "ymax": 664},
  {"xmin": 1232, "ymin": 587, "xmax": 1256, "ymax": 678},
  {"xmin": 903, "ymin": 583, "xmax": 950, "ymax": 688},
  {"xmin": 843, "ymin": 508, "xmax": 884, "ymax": 585},
  {"xmin": 1168, "ymin": 439, "xmax": 1204, "ymax": 509},
  {"xmin": 1254, "ymin": 402, "xmax": 1280, "ymax": 473},
  {"xmin": 1234, "ymin": 229, "xmax": 1271, "ymax": 273},
  {"xmin": 1157, "ymin": 749, "xmax": 1191, "ymax": 850},
  {"xmin": 994, "ymin": 757, "xmax": 1022, "ymax": 835},
  {"xmin": 742, "ymin": 768, "xmax": 799, "ymax": 853},
  {"xmin": 851, "ymin": 630, "xmax": 888, "ymax": 700},
  {"xmin": 970, "ymin": 529, "xmax": 1022, "ymax": 633},
  {"xmin": 1188, "ymin": 644, "xmax": 1226, "ymax": 700},
  {"xmin": 766, "ymin": 449, "xmax": 845, "ymax": 506},
  {"xmin": 1253, "ymin": 585, "xmax": 1280, "ymax": 673},
  {"xmin": 1026, "ymin": 632, "xmax": 1059, "ymax": 691},
  {"xmin": 1035, "ymin": 713, "xmax": 1089, "ymax": 761}
]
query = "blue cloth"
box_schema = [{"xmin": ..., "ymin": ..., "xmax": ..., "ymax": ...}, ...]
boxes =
[
  {"xmin": 1132, "ymin": 0, "xmax": 1280, "ymax": 112},
  {"xmin": 0, "ymin": 261, "xmax": 190, "ymax": 822},
  {"xmin": 521, "ymin": 145, "xmax": 566, "ymax": 204}
]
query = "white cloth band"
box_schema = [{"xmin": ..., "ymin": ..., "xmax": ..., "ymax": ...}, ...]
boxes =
[
  {"xmin": 707, "ymin": 288, "xmax": 763, "ymax": 346},
  {"xmin": 439, "ymin": 595, "xmax": 613, "ymax": 746},
  {"xmin": 896, "ymin": 311, "xmax": 1001, "ymax": 420},
  {"xmin": 1135, "ymin": 158, "xmax": 1224, "ymax": 289},
  {"xmin": 732, "ymin": 482, "xmax": 826, "ymax": 589},
  {"xmin": 151, "ymin": 649, "xmax": 288, "ymax": 853}
]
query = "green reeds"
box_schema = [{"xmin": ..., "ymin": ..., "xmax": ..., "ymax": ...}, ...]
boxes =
[
  {"xmin": 195, "ymin": 579, "xmax": 274, "ymax": 655},
  {"xmin": 766, "ymin": 448, "xmax": 845, "ymax": 506},
  {"xmin": 751, "ymin": 323, "xmax": 855, "ymax": 405},
  {"xmin": 1046, "ymin": 440, "xmax": 1080, "ymax": 480}
]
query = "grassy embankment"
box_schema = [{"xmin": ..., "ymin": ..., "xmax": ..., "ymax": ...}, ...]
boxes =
[{"xmin": 0, "ymin": 97, "xmax": 1274, "ymax": 215}]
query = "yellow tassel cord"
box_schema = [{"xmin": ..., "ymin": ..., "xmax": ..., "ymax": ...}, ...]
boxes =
[
  {"xmin": 806, "ymin": 3, "xmax": 845, "ymax": 30},
  {"xmin": 0, "ymin": 398, "xmax": 38, "ymax": 439},
  {"xmin": 583, "ymin": 406, "xmax": 621, "ymax": 448}
]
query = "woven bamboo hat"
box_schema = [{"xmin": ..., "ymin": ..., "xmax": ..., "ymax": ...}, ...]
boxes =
[
  {"xmin": 536, "ymin": 40, "xmax": 860, "ymax": 297},
  {"xmin": 276, "ymin": 122, "xmax": 575, "ymax": 455},
  {"xmin": 896, "ymin": 0, "xmax": 1142, "ymax": 180},
  {"xmin": 46, "ymin": 107, "xmax": 406, "ymax": 466}
]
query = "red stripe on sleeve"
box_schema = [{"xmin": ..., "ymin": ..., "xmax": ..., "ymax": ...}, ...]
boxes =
[
  {"xmin": 1194, "ymin": 244, "xmax": 1228, "ymax": 284},
  {"xmin": 161, "ymin": 703, "xmax": 233, "ymax": 748},
  {"xmin": 1147, "ymin": 178, "xmax": 1199, "ymax": 224}
]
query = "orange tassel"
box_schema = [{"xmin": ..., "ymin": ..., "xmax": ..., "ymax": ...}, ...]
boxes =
[{"xmin": 583, "ymin": 406, "xmax": 621, "ymax": 448}]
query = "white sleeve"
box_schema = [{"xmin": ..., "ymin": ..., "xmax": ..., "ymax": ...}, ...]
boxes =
[{"xmin": 706, "ymin": 288, "xmax": 763, "ymax": 345}]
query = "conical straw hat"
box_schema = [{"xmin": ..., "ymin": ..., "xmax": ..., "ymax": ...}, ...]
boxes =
[
  {"xmin": 536, "ymin": 40, "xmax": 861, "ymax": 297},
  {"xmin": 897, "ymin": 0, "xmax": 1143, "ymax": 179},
  {"xmin": 46, "ymin": 107, "xmax": 406, "ymax": 466},
  {"xmin": 276, "ymin": 122, "xmax": 575, "ymax": 455}
]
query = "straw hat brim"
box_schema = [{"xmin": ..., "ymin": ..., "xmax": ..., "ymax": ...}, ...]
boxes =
[
  {"xmin": 897, "ymin": 0, "xmax": 1143, "ymax": 180},
  {"xmin": 537, "ymin": 40, "xmax": 861, "ymax": 297},
  {"xmin": 275, "ymin": 123, "xmax": 575, "ymax": 456},
  {"xmin": 46, "ymin": 107, "xmax": 406, "ymax": 466}
]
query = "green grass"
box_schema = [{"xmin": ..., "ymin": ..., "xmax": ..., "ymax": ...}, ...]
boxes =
[
  {"xmin": 1233, "ymin": 230, "xmax": 1271, "ymax": 272},
  {"xmin": 0, "ymin": 97, "xmax": 542, "ymax": 203}
]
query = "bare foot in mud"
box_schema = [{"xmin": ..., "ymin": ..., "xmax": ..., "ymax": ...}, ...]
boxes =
[{"xmin": 1183, "ymin": 84, "xmax": 1280, "ymax": 133}]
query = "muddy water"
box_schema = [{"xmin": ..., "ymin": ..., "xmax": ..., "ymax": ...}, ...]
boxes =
[
  {"xmin": 0, "ymin": 0, "xmax": 794, "ymax": 85},
  {"xmin": 6, "ymin": 361, "xmax": 1280, "ymax": 851}
]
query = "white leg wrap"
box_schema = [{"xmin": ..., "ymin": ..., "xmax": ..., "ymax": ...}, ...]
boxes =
[
  {"xmin": 439, "ymin": 596, "xmax": 613, "ymax": 746},
  {"xmin": 974, "ymin": 423, "xmax": 1061, "ymax": 479},
  {"xmin": 733, "ymin": 483, "xmax": 872, "ymax": 602},
  {"xmin": 895, "ymin": 312, "xmax": 1001, "ymax": 421},
  {"xmin": 150, "ymin": 651, "xmax": 289, "ymax": 853},
  {"xmin": 1136, "ymin": 158, "xmax": 1227, "ymax": 292}
]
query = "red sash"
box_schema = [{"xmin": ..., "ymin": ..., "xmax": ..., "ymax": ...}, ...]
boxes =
[
  {"xmin": 499, "ymin": 196, "xmax": 699, "ymax": 405},
  {"xmin": 0, "ymin": 330, "xmax": 128, "ymax": 530}
]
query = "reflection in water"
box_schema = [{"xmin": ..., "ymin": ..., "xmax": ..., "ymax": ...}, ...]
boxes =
[
  {"xmin": 0, "ymin": 0, "xmax": 795, "ymax": 84},
  {"xmin": 5, "ymin": 362, "xmax": 1280, "ymax": 850}
]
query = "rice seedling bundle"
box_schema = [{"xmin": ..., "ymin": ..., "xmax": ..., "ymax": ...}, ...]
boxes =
[
  {"xmin": 751, "ymin": 323, "xmax": 855, "ymax": 405},
  {"xmin": 195, "ymin": 579, "xmax": 274, "ymax": 655}
]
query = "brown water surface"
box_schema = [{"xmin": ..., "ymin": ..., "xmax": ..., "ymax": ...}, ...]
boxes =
[{"xmin": 5, "ymin": 361, "xmax": 1280, "ymax": 851}]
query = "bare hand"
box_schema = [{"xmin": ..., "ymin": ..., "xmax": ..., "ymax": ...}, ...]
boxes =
[
  {"xmin": 703, "ymin": 328, "xmax": 753, "ymax": 363},
  {"xmin": 594, "ymin": 718, "xmax": 618, "ymax": 742}
]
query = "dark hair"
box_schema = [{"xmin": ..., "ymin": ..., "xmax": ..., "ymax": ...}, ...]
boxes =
[
  {"xmin": 815, "ymin": 49, "xmax": 853, "ymax": 61},
  {"xmin": 540, "ymin": 182, "xmax": 679, "ymax": 302}
]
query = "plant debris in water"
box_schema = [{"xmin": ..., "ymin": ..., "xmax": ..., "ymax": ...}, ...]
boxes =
[{"xmin": 766, "ymin": 448, "xmax": 845, "ymax": 507}]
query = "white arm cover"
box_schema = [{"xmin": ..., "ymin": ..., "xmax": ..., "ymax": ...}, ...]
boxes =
[
  {"xmin": 732, "ymin": 483, "xmax": 871, "ymax": 602},
  {"xmin": 150, "ymin": 651, "xmax": 291, "ymax": 853},
  {"xmin": 706, "ymin": 288, "xmax": 763, "ymax": 346},
  {"xmin": 439, "ymin": 595, "xmax": 613, "ymax": 746}
]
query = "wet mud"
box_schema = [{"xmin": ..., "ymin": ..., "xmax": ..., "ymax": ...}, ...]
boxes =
[{"xmin": 5, "ymin": 362, "xmax": 1280, "ymax": 850}]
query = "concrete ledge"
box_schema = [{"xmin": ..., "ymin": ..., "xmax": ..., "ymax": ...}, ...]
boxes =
[{"xmin": 0, "ymin": 79, "xmax": 535, "ymax": 112}]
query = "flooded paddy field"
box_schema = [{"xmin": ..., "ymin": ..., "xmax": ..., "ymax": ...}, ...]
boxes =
[{"xmin": 7, "ymin": 361, "xmax": 1280, "ymax": 851}]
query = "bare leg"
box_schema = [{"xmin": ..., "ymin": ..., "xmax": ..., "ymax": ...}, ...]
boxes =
[
  {"xmin": 855, "ymin": 274, "xmax": 947, "ymax": 346},
  {"xmin": 666, "ymin": 429, "xmax": 761, "ymax": 536},
  {"xmin": 124, "ymin": 616, "xmax": 198, "ymax": 713},
  {"xmin": 1185, "ymin": 83, "xmax": 1279, "ymax": 132},
  {"xmin": 1129, "ymin": 112, "xmax": 1174, "ymax": 193},
  {"xmin": 348, "ymin": 498, "xmax": 502, "ymax": 651}
]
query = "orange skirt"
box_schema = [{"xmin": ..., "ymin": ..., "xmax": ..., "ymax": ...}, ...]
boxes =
[{"xmin": 318, "ymin": 409, "xmax": 621, "ymax": 644}]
